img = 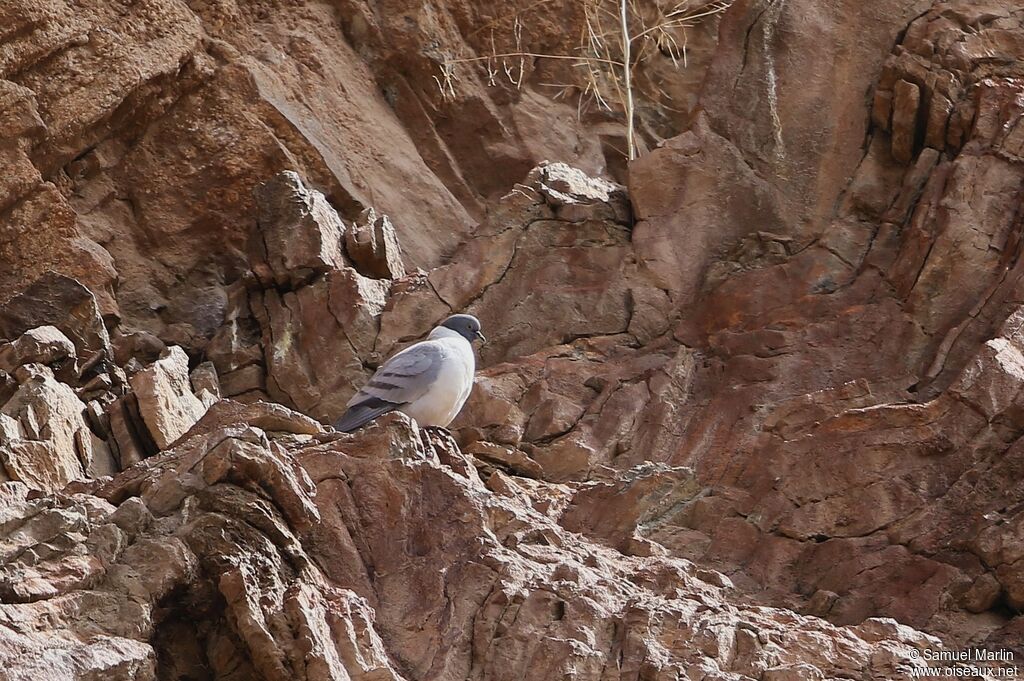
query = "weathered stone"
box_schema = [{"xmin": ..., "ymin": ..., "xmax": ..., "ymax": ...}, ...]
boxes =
[
  {"xmin": 891, "ymin": 79, "xmax": 921, "ymax": 163},
  {"xmin": 105, "ymin": 396, "xmax": 151, "ymax": 469},
  {"xmin": 463, "ymin": 440, "xmax": 544, "ymax": 478},
  {"xmin": 110, "ymin": 329, "xmax": 167, "ymax": 367},
  {"xmin": 0, "ymin": 188, "xmax": 119, "ymax": 318},
  {"xmin": 344, "ymin": 207, "xmax": 407, "ymax": 280},
  {"xmin": 0, "ymin": 367, "xmax": 92, "ymax": 491},
  {"xmin": 533, "ymin": 161, "xmax": 630, "ymax": 223},
  {"xmin": 251, "ymin": 171, "xmax": 349, "ymax": 288},
  {"xmin": 189, "ymin": 360, "xmax": 220, "ymax": 398},
  {"xmin": 2, "ymin": 416, "xmax": 944, "ymax": 680},
  {"xmin": 85, "ymin": 430, "xmax": 118, "ymax": 478},
  {"xmin": 186, "ymin": 399, "xmax": 324, "ymax": 440},
  {"xmin": 523, "ymin": 392, "xmax": 584, "ymax": 442},
  {"xmin": 0, "ymin": 371, "xmax": 16, "ymax": 407},
  {"xmin": 560, "ymin": 464, "xmax": 701, "ymax": 553},
  {"xmin": 951, "ymin": 337, "xmax": 1024, "ymax": 423},
  {"xmin": 129, "ymin": 346, "xmax": 208, "ymax": 450},
  {"xmin": 0, "ymin": 325, "xmax": 76, "ymax": 376},
  {"xmin": 205, "ymin": 286, "xmax": 263, "ymax": 377},
  {"xmin": 3, "ymin": 0, "xmax": 1024, "ymax": 672},
  {"xmin": 219, "ymin": 363, "xmax": 267, "ymax": 397},
  {"xmin": 0, "ymin": 272, "xmax": 111, "ymax": 360},
  {"xmin": 252, "ymin": 269, "xmax": 388, "ymax": 423},
  {"xmin": 627, "ymin": 286, "xmax": 672, "ymax": 344},
  {"xmin": 959, "ymin": 573, "xmax": 1002, "ymax": 614},
  {"xmin": 375, "ymin": 273, "xmax": 453, "ymax": 358}
]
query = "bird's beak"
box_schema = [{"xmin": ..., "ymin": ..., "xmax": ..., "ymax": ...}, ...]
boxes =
[{"xmin": 475, "ymin": 330, "xmax": 487, "ymax": 343}]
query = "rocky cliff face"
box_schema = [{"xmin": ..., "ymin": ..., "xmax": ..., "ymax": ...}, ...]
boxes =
[{"xmin": 2, "ymin": 0, "xmax": 1023, "ymax": 678}]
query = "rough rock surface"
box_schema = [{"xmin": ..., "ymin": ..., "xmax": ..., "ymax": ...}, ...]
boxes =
[
  {"xmin": 2, "ymin": 0, "xmax": 1024, "ymax": 678},
  {"xmin": 130, "ymin": 346, "xmax": 210, "ymax": 450},
  {"xmin": 0, "ymin": 413, "xmax": 943, "ymax": 681}
]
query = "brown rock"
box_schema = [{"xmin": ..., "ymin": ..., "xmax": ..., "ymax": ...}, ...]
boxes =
[
  {"xmin": 218, "ymin": 364, "xmax": 267, "ymax": 398},
  {"xmin": 0, "ymin": 371, "xmax": 15, "ymax": 407},
  {"xmin": 628, "ymin": 286, "xmax": 672, "ymax": 344},
  {"xmin": 251, "ymin": 171, "xmax": 349, "ymax": 288},
  {"xmin": 951, "ymin": 337, "xmax": 1024, "ymax": 423},
  {"xmin": 186, "ymin": 399, "xmax": 324, "ymax": 441},
  {"xmin": 0, "ymin": 272, "xmax": 111, "ymax": 360},
  {"xmin": 533, "ymin": 161, "xmax": 630, "ymax": 223},
  {"xmin": 129, "ymin": 346, "xmax": 208, "ymax": 450},
  {"xmin": 252, "ymin": 268, "xmax": 387, "ymax": 422},
  {"xmin": 105, "ymin": 395, "xmax": 153, "ymax": 469},
  {"xmin": 959, "ymin": 573, "xmax": 1002, "ymax": 614},
  {"xmin": 205, "ymin": 284, "xmax": 263, "ymax": 376},
  {"xmin": 463, "ymin": 440, "xmax": 544, "ymax": 478},
  {"xmin": 110, "ymin": 329, "xmax": 167, "ymax": 367},
  {"xmin": 1, "ymin": 415, "xmax": 943, "ymax": 680},
  {"xmin": 189, "ymin": 360, "xmax": 221, "ymax": 398},
  {"xmin": 0, "ymin": 187, "xmax": 119, "ymax": 318},
  {"xmin": 560, "ymin": 463, "xmax": 701, "ymax": 554},
  {"xmin": 763, "ymin": 663, "xmax": 824, "ymax": 681},
  {"xmin": 449, "ymin": 173, "xmax": 637, "ymax": 364},
  {"xmin": 891, "ymin": 79, "xmax": 921, "ymax": 163},
  {"xmin": 374, "ymin": 272, "xmax": 453, "ymax": 358},
  {"xmin": 5, "ymin": 0, "xmax": 1024, "ymax": 671},
  {"xmin": 0, "ymin": 367, "xmax": 93, "ymax": 491},
  {"xmin": 0, "ymin": 325, "xmax": 76, "ymax": 374},
  {"xmin": 522, "ymin": 388, "xmax": 585, "ymax": 442},
  {"xmin": 344, "ymin": 207, "xmax": 407, "ymax": 280}
]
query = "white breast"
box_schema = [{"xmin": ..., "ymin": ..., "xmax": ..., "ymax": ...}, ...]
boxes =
[{"xmin": 399, "ymin": 335, "xmax": 475, "ymax": 427}]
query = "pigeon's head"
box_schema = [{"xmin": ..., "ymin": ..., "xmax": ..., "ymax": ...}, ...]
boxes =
[{"xmin": 440, "ymin": 314, "xmax": 486, "ymax": 343}]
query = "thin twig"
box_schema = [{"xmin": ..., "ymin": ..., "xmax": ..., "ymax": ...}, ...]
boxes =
[
  {"xmin": 619, "ymin": 0, "xmax": 635, "ymax": 160},
  {"xmin": 445, "ymin": 52, "xmax": 625, "ymax": 67}
]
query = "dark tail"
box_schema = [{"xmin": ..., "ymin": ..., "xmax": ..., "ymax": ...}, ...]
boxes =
[{"xmin": 333, "ymin": 397, "xmax": 402, "ymax": 433}]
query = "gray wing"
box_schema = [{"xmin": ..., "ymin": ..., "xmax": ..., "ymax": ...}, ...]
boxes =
[
  {"xmin": 334, "ymin": 341, "xmax": 446, "ymax": 433},
  {"xmin": 347, "ymin": 341, "xmax": 446, "ymax": 407}
]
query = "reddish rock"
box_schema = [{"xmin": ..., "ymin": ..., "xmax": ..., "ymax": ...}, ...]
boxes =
[
  {"xmin": 0, "ymin": 272, "xmax": 111, "ymax": 360},
  {"xmin": 105, "ymin": 395, "xmax": 153, "ymax": 469},
  {"xmin": 188, "ymin": 360, "xmax": 220, "ymax": 399},
  {"xmin": 218, "ymin": 364, "xmax": 267, "ymax": 398},
  {"xmin": 251, "ymin": 171, "xmax": 350, "ymax": 289},
  {"xmin": 344, "ymin": 207, "xmax": 407, "ymax": 280},
  {"xmin": 891, "ymin": 79, "xmax": 921, "ymax": 163},
  {"xmin": 0, "ymin": 325, "xmax": 76, "ymax": 375},
  {"xmin": 129, "ymin": 346, "xmax": 209, "ymax": 450},
  {"xmin": 0, "ymin": 417, "xmax": 947, "ymax": 680},
  {"xmin": 251, "ymin": 269, "xmax": 388, "ymax": 423},
  {"xmin": 0, "ymin": 366, "xmax": 101, "ymax": 491},
  {"xmin": 3, "ymin": 0, "xmax": 1024, "ymax": 674},
  {"xmin": 110, "ymin": 330, "xmax": 167, "ymax": 368}
]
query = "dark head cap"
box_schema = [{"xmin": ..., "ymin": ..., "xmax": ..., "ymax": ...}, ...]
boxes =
[{"xmin": 440, "ymin": 314, "xmax": 485, "ymax": 343}]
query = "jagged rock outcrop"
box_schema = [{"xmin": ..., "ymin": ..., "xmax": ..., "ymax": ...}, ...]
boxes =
[
  {"xmin": 3, "ymin": 0, "xmax": 1024, "ymax": 677},
  {"xmin": 1, "ymin": 408, "xmax": 944, "ymax": 681},
  {"xmin": 0, "ymin": 0, "xmax": 718, "ymax": 354},
  {"xmin": 615, "ymin": 3, "xmax": 1024, "ymax": 651}
]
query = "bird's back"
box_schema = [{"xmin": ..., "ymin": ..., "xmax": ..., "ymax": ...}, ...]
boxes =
[{"xmin": 336, "ymin": 334, "xmax": 475, "ymax": 432}]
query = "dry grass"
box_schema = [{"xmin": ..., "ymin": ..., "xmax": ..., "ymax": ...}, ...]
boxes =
[{"xmin": 436, "ymin": 0, "xmax": 732, "ymax": 159}]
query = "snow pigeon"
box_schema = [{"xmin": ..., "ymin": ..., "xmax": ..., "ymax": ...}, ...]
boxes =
[{"xmin": 334, "ymin": 314, "xmax": 486, "ymax": 433}]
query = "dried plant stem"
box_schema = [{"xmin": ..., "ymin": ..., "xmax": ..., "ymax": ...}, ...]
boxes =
[
  {"xmin": 437, "ymin": 0, "xmax": 733, "ymax": 160},
  {"xmin": 444, "ymin": 52, "xmax": 624, "ymax": 68},
  {"xmin": 618, "ymin": 0, "xmax": 636, "ymax": 160}
]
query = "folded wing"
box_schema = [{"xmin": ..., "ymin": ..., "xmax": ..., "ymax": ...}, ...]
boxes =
[{"xmin": 333, "ymin": 341, "xmax": 446, "ymax": 432}]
